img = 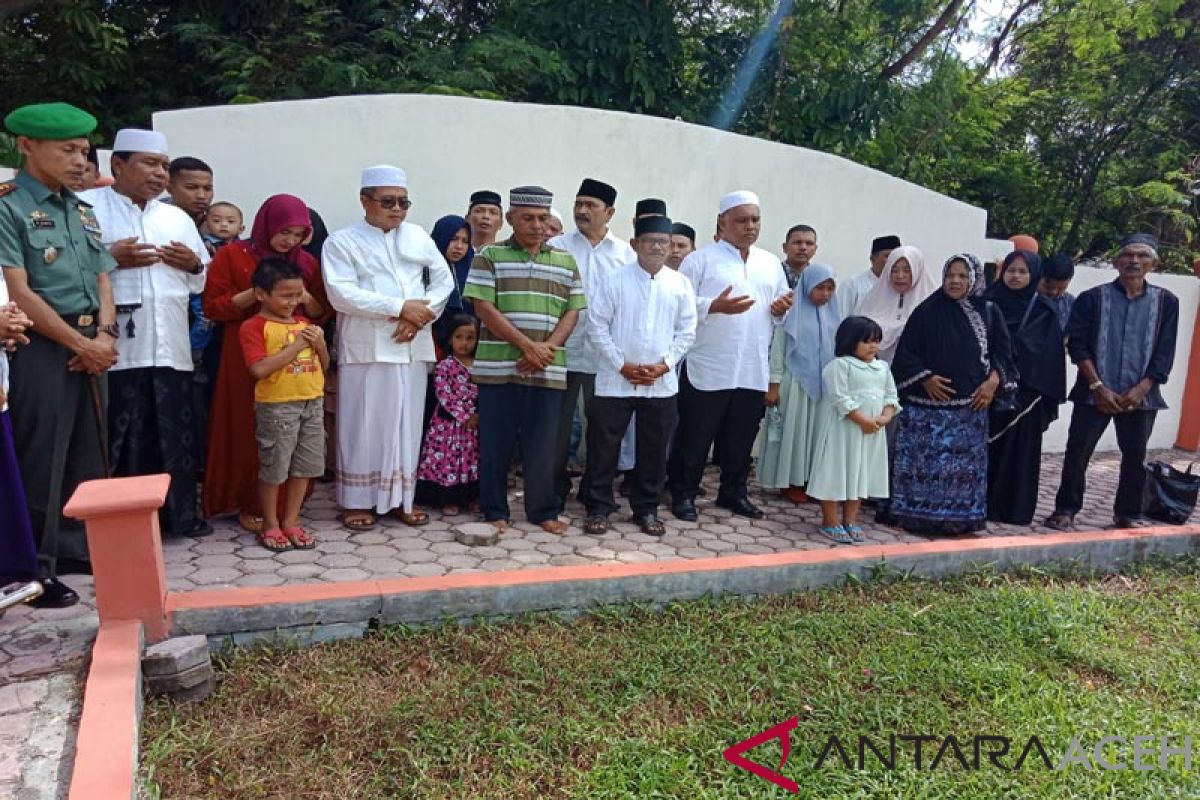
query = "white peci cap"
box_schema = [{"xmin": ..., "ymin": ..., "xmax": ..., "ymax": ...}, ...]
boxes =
[{"xmin": 112, "ymin": 128, "xmax": 168, "ymax": 155}]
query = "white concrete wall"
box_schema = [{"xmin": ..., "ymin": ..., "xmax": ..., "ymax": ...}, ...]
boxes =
[
  {"xmin": 152, "ymin": 93, "xmax": 987, "ymax": 285},
  {"xmin": 151, "ymin": 94, "xmax": 1197, "ymax": 453}
]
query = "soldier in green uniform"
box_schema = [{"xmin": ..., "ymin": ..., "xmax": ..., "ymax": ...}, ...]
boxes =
[{"xmin": 0, "ymin": 102, "xmax": 120, "ymax": 608}]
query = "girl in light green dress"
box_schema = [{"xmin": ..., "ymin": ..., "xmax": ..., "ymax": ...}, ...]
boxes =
[
  {"xmin": 807, "ymin": 316, "xmax": 900, "ymax": 544},
  {"xmin": 758, "ymin": 264, "xmax": 840, "ymax": 502}
]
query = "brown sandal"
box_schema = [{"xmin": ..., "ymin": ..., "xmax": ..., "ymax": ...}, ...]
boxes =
[
  {"xmin": 539, "ymin": 519, "xmax": 568, "ymax": 535},
  {"xmin": 340, "ymin": 511, "xmax": 378, "ymax": 531},
  {"xmin": 395, "ymin": 509, "xmax": 430, "ymax": 527},
  {"xmin": 239, "ymin": 513, "xmax": 264, "ymax": 533}
]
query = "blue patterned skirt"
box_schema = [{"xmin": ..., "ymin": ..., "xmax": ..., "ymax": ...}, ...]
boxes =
[{"xmin": 889, "ymin": 404, "xmax": 987, "ymax": 535}]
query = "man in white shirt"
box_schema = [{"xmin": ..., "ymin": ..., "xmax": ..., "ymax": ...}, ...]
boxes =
[
  {"xmin": 667, "ymin": 190, "xmax": 793, "ymax": 521},
  {"xmin": 838, "ymin": 234, "xmax": 901, "ymax": 316},
  {"xmin": 323, "ymin": 165, "xmax": 453, "ymax": 531},
  {"xmin": 582, "ymin": 216, "xmax": 696, "ymax": 536},
  {"xmin": 82, "ymin": 128, "xmax": 212, "ymax": 538},
  {"xmin": 548, "ymin": 178, "xmax": 635, "ymax": 511}
]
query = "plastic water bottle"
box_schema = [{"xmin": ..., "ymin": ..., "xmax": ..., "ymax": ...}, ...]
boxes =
[{"xmin": 766, "ymin": 406, "xmax": 783, "ymax": 442}]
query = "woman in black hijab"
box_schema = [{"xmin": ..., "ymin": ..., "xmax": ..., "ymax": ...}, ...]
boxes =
[
  {"xmin": 986, "ymin": 249, "xmax": 1068, "ymax": 525},
  {"xmin": 889, "ymin": 254, "xmax": 1016, "ymax": 535}
]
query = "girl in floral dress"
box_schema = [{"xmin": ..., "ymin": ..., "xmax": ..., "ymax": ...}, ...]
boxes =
[{"xmin": 416, "ymin": 315, "xmax": 480, "ymax": 514}]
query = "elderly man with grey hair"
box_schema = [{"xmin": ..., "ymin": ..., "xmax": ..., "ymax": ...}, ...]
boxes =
[{"xmin": 1045, "ymin": 233, "xmax": 1179, "ymax": 531}]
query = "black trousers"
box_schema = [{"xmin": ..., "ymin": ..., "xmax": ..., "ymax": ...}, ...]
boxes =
[
  {"xmin": 108, "ymin": 366, "xmax": 201, "ymax": 536},
  {"xmin": 668, "ymin": 366, "xmax": 765, "ymax": 504},
  {"xmin": 1053, "ymin": 403, "xmax": 1157, "ymax": 518},
  {"xmin": 7, "ymin": 330, "xmax": 106, "ymax": 577},
  {"xmin": 552, "ymin": 371, "xmax": 595, "ymax": 510},
  {"xmin": 478, "ymin": 382, "xmax": 563, "ymax": 524},
  {"xmin": 584, "ymin": 394, "xmax": 676, "ymax": 517}
]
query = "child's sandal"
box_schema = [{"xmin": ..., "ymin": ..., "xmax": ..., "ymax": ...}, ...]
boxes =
[
  {"xmin": 257, "ymin": 528, "xmax": 291, "ymax": 552},
  {"xmin": 818, "ymin": 525, "xmax": 853, "ymax": 545},
  {"xmin": 282, "ymin": 526, "xmax": 316, "ymax": 549},
  {"xmin": 844, "ymin": 524, "xmax": 866, "ymax": 543}
]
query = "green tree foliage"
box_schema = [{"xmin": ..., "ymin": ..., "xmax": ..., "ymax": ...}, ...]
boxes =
[{"xmin": 1, "ymin": 0, "xmax": 1197, "ymax": 271}]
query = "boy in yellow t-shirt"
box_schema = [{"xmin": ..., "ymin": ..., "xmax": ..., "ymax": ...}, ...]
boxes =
[{"xmin": 239, "ymin": 258, "xmax": 330, "ymax": 551}]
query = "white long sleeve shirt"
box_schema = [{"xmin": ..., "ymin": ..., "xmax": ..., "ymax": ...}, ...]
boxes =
[
  {"xmin": 839, "ymin": 267, "xmax": 879, "ymax": 317},
  {"xmin": 80, "ymin": 188, "xmax": 209, "ymax": 372},
  {"xmin": 548, "ymin": 228, "xmax": 635, "ymax": 374},
  {"xmin": 589, "ymin": 259, "xmax": 697, "ymax": 398},
  {"xmin": 322, "ymin": 220, "xmax": 453, "ymax": 365},
  {"xmin": 679, "ymin": 239, "xmax": 788, "ymax": 392}
]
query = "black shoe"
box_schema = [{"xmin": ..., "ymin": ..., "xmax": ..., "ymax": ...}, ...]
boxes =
[
  {"xmin": 716, "ymin": 497, "xmax": 765, "ymax": 519},
  {"xmin": 672, "ymin": 499, "xmax": 698, "ymax": 521},
  {"xmin": 57, "ymin": 558, "xmax": 93, "ymax": 576},
  {"xmin": 28, "ymin": 578, "xmax": 79, "ymax": 609},
  {"xmin": 631, "ymin": 513, "xmax": 666, "ymax": 536},
  {"xmin": 1044, "ymin": 512, "xmax": 1074, "ymax": 531},
  {"xmin": 1113, "ymin": 515, "xmax": 1139, "ymax": 529},
  {"xmin": 183, "ymin": 519, "xmax": 214, "ymax": 538}
]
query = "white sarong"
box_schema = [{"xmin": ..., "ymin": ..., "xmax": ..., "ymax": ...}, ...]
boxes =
[{"xmin": 336, "ymin": 362, "xmax": 426, "ymax": 514}]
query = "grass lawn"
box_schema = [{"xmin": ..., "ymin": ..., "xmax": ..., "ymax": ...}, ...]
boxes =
[{"xmin": 142, "ymin": 559, "xmax": 1200, "ymax": 799}]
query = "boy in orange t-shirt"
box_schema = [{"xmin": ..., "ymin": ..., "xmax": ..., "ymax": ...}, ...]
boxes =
[{"xmin": 239, "ymin": 258, "xmax": 330, "ymax": 551}]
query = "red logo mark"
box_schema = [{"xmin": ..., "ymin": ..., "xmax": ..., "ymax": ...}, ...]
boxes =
[{"xmin": 722, "ymin": 716, "xmax": 800, "ymax": 793}]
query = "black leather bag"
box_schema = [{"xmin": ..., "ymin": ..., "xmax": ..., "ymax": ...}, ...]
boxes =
[{"xmin": 1142, "ymin": 461, "xmax": 1199, "ymax": 525}]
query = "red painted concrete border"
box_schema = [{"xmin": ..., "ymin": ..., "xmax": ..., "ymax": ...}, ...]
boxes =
[
  {"xmin": 69, "ymin": 619, "xmax": 143, "ymax": 800},
  {"xmin": 75, "ymin": 523, "xmax": 1198, "ymax": 799},
  {"xmin": 1177, "ymin": 301, "xmax": 1200, "ymax": 450},
  {"xmin": 64, "ymin": 474, "xmax": 172, "ymax": 642},
  {"xmin": 168, "ymin": 524, "xmax": 1200, "ymax": 613}
]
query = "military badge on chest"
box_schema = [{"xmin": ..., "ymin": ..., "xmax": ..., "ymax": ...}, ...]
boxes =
[{"xmin": 29, "ymin": 210, "xmax": 59, "ymax": 263}]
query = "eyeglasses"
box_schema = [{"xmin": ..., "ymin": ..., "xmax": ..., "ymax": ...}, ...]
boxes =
[
  {"xmin": 366, "ymin": 195, "xmax": 412, "ymax": 210},
  {"xmin": 640, "ymin": 238, "xmax": 671, "ymax": 250}
]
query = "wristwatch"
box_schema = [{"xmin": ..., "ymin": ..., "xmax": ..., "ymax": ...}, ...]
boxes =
[{"xmin": 99, "ymin": 323, "xmax": 120, "ymax": 339}]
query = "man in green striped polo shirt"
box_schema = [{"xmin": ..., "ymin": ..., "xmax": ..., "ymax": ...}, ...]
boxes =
[{"xmin": 464, "ymin": 185, "xmax": 585, "ymax": 534}]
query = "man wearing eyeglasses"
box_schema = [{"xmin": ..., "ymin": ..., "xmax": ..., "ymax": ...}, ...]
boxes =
[
  {"xmin": 322, "ymin": 165, "xmax": 454, "ymax": 532},
  {"xmin": 1045, "ymin": 232, "xmax": 1179, "ymax": 531}
]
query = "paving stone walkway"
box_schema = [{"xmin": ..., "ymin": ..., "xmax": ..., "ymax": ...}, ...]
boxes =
[{"xmin": 0, "ymin": 448, "xmax": 1195, "ymax": 799}]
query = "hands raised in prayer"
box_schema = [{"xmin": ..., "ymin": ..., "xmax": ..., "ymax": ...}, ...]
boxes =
[
  {"xmin": 109, "ymin": 237, "xmax": 158, "ymax": 268},
  {"xmin": 769, "ymin": 290, "xmax": 793, "ymax": 317},
  {"xmin": 709, "ymin": 285, "xmax": 754, "ymax": 315},
  {"xmin": 158, "ymin": 241, "xmax": 200, "ymax": 272}
]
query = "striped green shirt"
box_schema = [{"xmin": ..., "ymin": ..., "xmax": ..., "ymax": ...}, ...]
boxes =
[{"xmin": 463, "ymin": 237, "xmax": 586, "ymax": 389}]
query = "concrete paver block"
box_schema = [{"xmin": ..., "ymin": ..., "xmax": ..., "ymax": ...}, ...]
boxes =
[
  {"xmin": 454, "ymin": 523, "xmax": 500, "ymax": 547},
  {"xmin": 143, "ymin": 635, "xmax": 211, "ymax": 677}
]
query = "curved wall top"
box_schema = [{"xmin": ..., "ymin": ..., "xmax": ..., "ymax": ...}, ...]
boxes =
[{"xmin": 153, "ymin": 93, "xmax": 987, "ymax": 281}]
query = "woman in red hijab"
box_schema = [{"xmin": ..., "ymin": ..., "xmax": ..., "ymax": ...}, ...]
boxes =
[{"xmin": 202, "ymin": 195, "xmax": 330, "ymax": 531}]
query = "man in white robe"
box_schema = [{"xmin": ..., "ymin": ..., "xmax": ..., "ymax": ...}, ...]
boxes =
[
  {"xmin": 82, "ymin": 128, "xmax": 212, "ymax": 538},
  {"xmin": 322, "ymin": 165, "xmax": 453, "ymax": 530},
  {"xmin": 667, "ymin": 190, "xmax": 792, "ymax": 521}
]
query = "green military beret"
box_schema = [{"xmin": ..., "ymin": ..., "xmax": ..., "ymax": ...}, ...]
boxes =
[{"xmin": 4, "ymin": 102, "xmax": 97, "ymax": 139}]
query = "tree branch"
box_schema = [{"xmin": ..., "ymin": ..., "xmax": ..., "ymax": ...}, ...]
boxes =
[{"xmin": 881, "ymin": 0, "xmax": 967, "ymax": 79}]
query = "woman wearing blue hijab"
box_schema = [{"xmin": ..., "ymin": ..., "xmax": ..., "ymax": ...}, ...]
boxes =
[
  {"xmin": 757, "ymin": 264, "xmax": 841, "ymax": 502},
  {"xmin": 430, "ymin": 215, "xmax": 475, "ymax": 350}
]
